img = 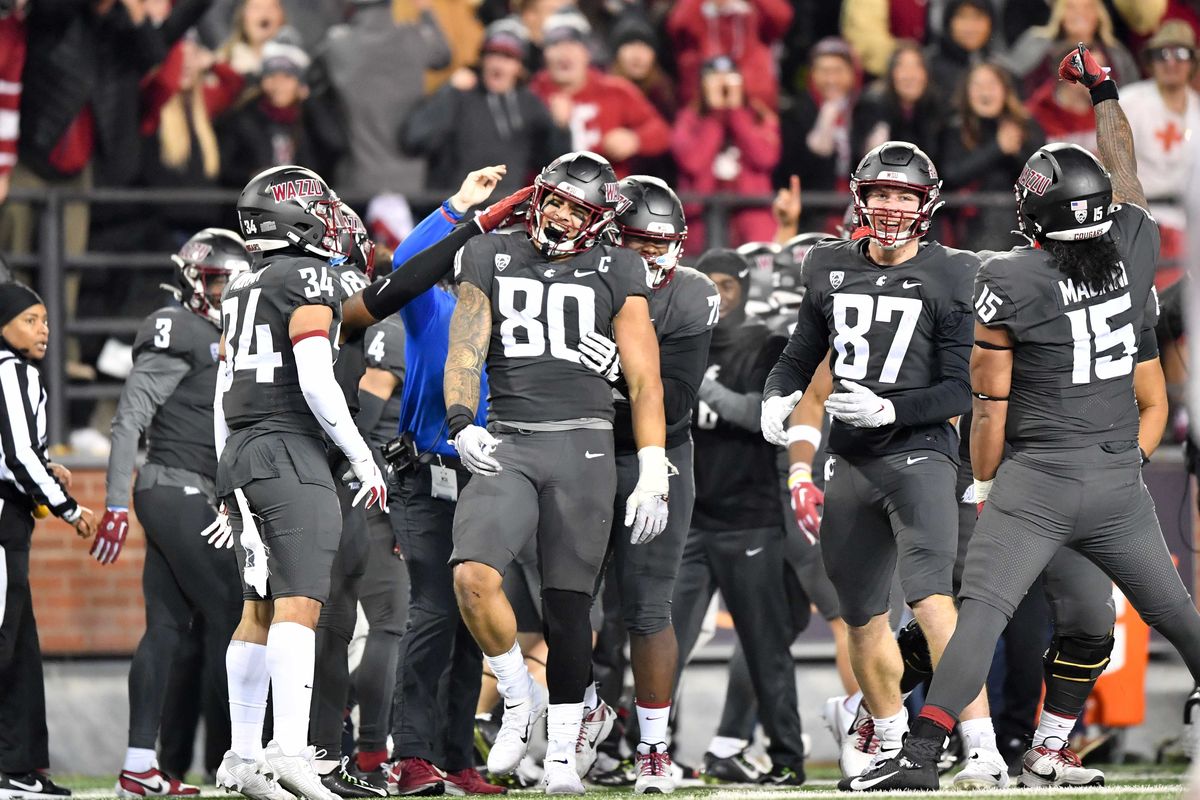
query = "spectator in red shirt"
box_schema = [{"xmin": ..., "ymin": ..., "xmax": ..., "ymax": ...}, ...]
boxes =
[
  {"xmin": 672, "ymin": 55, "xmax": 781, "ymax": 253},
  {"xmin": 1026, "ymin": 49, "xmax": 1106, "ymax": 154},
  {"xmin": 667, "ymin": 0, "xmax": 792, "ymax": 110},
  {"xmin": 0, "ymin": 0, "xmax": 26, "ymax": 208},
  {"xmin": 529, "ymin": 10, "xmax": 670, "ymax": 176}
]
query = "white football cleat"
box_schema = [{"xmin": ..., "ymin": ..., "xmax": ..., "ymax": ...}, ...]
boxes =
[
  {"xmin": 575, "ymin": 700, "xmax": 616, "ymax": 778},
  {"xmin": 488, "ymin": 682, "xmax": 548, "ymax": 776},
  {"xmin": 839, "ymin": 707, "xmax": 885, "ymax": 778},
  {"xmin": 822, "ymin": 695, "xmax": 859, "ymax": 749},
  {"xmin": 951, "ymin": 747, "xmax": 1009, "ymax": 790},
  {"xmin": 1018, "ymin": 744, "xmax": 1104, "ymax": 787},
  {"xmin": 542, "ymin": 759, "xmax": 584, "ymax": 795},
  {"xmin": 634, "ymin": 744, "xmax": 674, "ymax": 795},
  {"xmin": 216, "ymin": 750, "xmax": 297, "ymax": 800},
  {"xmin": 262, "ymin": 741, "xmax": 339, "ymax": 800}
]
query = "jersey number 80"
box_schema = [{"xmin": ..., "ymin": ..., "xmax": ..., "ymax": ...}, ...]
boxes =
[{"xmin": 497, "ymin": 276, "xmax": 597, "ymax": 362}]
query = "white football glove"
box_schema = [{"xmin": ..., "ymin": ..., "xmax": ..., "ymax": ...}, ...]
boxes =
[
  {"xmin": 578, "ymin": 331, "xmax": 621, "ymax": 382},
  {"xmin": 761, "ymin": 391, "xmax": 803, "ymax": 445},
  {"xmin": 624, "ymin": 446, "xmax": 676, "ymax": 544},
  {"xmin": 453, "ymin": 425, "xmax": 503, "ymax": 476},
  {"xmin": 201, "ymin": 502, "xmax": 233, "ymax": 549},
  {"xmin": 825, "ymin": 380, "xmax": 896, "ymax": 428},
  {"xmin": 349, "ymin": 455, "xmax": 388, "ymax": 510}
]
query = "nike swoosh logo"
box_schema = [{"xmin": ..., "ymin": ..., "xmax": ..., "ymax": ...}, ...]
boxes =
[
  {"xmin": 123, "ymin": 775, "xmax": 168, "ymax": 793},
  {"xmin": 320, "ymin": 414, "xmax": 337, "ymax": 427},
  {"xmin": 585, "ymin": 451, "xmax": 604, "ymax": 459},
  {"xmin": 574, "ymin": 270, "xmax": 596, "ymax": 277},
  {"xmin": 378, "ymin": 277, "xmax": 391, "ymax": 293},
  {"xmin": 745, "ymin": 547, "xmax": 764, "ymax": 557},
  {"xmin": 902, "ymin": 280, "xmax": 922, "ymax": 288},
  {"xmin": 850, "ymin": 771, "xmax": 898, "ymax": 790},
  {"xmin": 10, "ymin": 779, "xmax": 43, "ymax": 792},
  {"xmin": 906, "ymin": 456, "xmax": 928, "ymax": 465}
]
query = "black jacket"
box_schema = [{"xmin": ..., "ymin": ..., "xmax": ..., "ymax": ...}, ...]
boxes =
[{"xmin": 217, "ymin": 97, "xmax": 347, "ymax": 190}]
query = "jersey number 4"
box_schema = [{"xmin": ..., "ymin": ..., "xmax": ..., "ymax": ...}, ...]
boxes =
[
  {"xmin": 831, "ymin": 294, "xmax": 922, "ymax": 383},
  {"xmin": 1066, "ymin": 293, "xmax": 1135, "ymax": 384},
  {"xmin": 497, "ymin": 276, "xmax": 596, "ymax": 361},
  {"xmin": 221, "ymin": 288, "xmax": 284, "ymax": 383}
]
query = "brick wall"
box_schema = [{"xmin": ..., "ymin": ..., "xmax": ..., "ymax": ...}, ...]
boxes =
[{"xmin": 29, "ymin": 468, "xmax": 146, "ymax": 655}]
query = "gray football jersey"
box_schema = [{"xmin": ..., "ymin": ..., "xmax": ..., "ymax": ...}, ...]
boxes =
[
  {"xmin": 455, "ymin": 232, "xmax": 651, "ymax": 423},
  {"xmin": 973, "ymin": 204, "xmax": 1160, "ymax": 449},
  {"xmin": 331, "ymin": 262, "xmax": 372, "ymax": 413},
  {"xmin": 221, "ymin": 254, "xmax": 342, "ymax": 437},
  {"xmin": 364, "ymin": 314, "xmax": 406, "ymax": 447},
  {"xmin": 132, "ymin": 304, "xmax": 221, "ymax": 478}
]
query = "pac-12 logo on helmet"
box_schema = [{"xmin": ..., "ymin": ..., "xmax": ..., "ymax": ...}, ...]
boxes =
[
  {"xmin": 527, "ymin": 151, "xmax": 621, "ymax": 258},
  {"xmin": 170, "ymin": 228, "xmax": 252, "ymax": 326},
  {"xmin": 614, "ymin": 175, "xmax": 687, "ymax": 288},
  {"xmin": 849, "ymin": 141, "xmax": 943, "ymax": 250},
  {"xmin": 237, "ymin": 165, "xmax": 355, "ymax": 262}
]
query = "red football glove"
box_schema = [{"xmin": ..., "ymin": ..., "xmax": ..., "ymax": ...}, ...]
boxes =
[
  {"xmin": 1058, "ymin": 43, "xmax": 1110, "ymax": 88},
  {"xmin": 787, "ymin": 464, "xmax": 824, "ymax": 545},
  {"xmin": 475, "ymin": 186, "xmax": 534, "ymax": 233},
  {"xmin": 91, "ymin": 508, "xmax": 129, "ymax": 565}
]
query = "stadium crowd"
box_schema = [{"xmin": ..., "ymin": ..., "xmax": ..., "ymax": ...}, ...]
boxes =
[{"xmin": 0, "ymin": 0, "xmax": 1198, "ymax": 799}]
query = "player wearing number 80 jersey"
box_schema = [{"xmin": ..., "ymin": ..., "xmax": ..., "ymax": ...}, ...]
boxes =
[
  {"xmin": 762, "ymin": 141, "xmax": 1005, "ymax": 785},
  {"xmin": 444, "ymin": 151, "xmax": 667, "ymax": 795}
]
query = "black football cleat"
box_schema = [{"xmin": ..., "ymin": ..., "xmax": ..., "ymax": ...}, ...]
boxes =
[
  {"xmin": 321, "ymin": 759, "xmax": 387, "ymax": 798},
  {"xmin": 837, "ymin": 735, "xmax": 941, "ymax": 794}
]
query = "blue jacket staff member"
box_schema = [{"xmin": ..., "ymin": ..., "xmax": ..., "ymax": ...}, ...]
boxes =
[{"xmin": 0, "ymin": 282, "xmax": 95, "ymax": 796}]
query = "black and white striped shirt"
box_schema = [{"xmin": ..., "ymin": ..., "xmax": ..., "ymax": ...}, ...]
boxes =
[{"xmin": 0, "ymin": 346, "xmax": 77, "ymax": 520}]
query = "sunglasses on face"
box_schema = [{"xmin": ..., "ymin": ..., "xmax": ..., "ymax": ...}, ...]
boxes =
[{"xmin": 1149, "ymin": 46, "xmax": 1195, "ymax": 62}]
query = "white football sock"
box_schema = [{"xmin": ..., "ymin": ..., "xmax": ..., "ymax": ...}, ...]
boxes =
[
  {"xmin": 546, "ymin": 702, "xmax": 585, "ymax": 764},
  {"xmin": 636, "ymin": 701, "xmax": 671, "ymax": 748},
  {"xmin": 123, "ymin": 747, "xmax": 157, "ymax": 774},
  {"xmin": 227, "ymin": 640, "xmax": 270, "ymax": 761},
  {"xmin": 485, "ymin": 641, "xmax": 533, "ymax": 700},
  {"xmin": 266, "ymin": 622, "xmax": 316, "ymax": 756},
  {"xmin": 706, "ymin": 736, "xmax": 748, "ymax": 759},
  {"xmin": 582, "ymin": 681, "xmax": 599, "ymax": 711},
  {"xmin": 961, "ymin": 716, "xmax": 998, "ymax": 752},
  {"xmin": 873, "ymin": 707, "xmax": 908, "ymax": 744},
  {"xmin": 1032, "ymin": 710, "xmax": 1077, "ymax": 749}
]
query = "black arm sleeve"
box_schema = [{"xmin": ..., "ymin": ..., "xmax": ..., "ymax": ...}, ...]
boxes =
[
  {"xmin": 361, "ymin": 222, "xmax": 480, "ymax": 320},
  {"xmin": 888, "ymin": 310, "xmax": 972, "ymax": 426},
  {"xmin": 355, "ymin": 389, "xmax": 388, "ymax": 439},
  {"xmin": 661, "ymin": 330, "xmax": 713, "ymax": 429},
  {"xmin": 1138, "ymin": 325, "xmax": 1159, "ymax": 363},
  {"xmin": 763, "ymin": 293, "xmax": 829, "ymax": 399}
]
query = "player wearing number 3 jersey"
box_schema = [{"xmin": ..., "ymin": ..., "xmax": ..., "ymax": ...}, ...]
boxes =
[
  {"xmin": 443, "ymin": 151, "xmax": 667, "ymax": 795},
  {"xmin": 761, "ymin": 141, "xmax": 1007, "ymax": 785}
]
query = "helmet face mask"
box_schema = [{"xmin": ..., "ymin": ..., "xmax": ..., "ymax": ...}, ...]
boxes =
[
  {"xmin": 849, "ymin": 141, "xmax": 943, "ymax": 250},
  {"xmin": 171, "ymin": 228, "xmax": 252, "ymax": 326},
  {"xmin": 526, "ymin": 151, "xmax": 620, "ymax": 258},
  {"xmin": 341, "ymin": 205, "xmax": 377, "ymax": 278},
  {"xmin": 614, "ymin": 175, "xmax": 687, "ymax": 288}
]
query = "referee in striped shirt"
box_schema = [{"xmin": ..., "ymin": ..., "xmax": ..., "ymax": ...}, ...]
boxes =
[{"xmin": 0, "ymin": 282, "xmax": 94, "ymax": 797}]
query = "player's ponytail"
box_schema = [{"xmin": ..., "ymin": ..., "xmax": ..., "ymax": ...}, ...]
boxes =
[{"xmin": 1042, "ymin": 236, "xmax": 1125, "ymax": 295}]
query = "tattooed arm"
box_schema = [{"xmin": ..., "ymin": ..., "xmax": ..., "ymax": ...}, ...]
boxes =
[
  {"xmin": 1095, "ymin": 95, "xmax": 1147, "ymax": 208},
  {"xmin": 444, "ymin": 282, "xmax": 491, "ymax": 416}
]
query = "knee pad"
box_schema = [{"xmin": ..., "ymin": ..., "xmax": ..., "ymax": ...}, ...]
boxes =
[
  {"xmin": 541, "ymin": 588, "xmax": 594, "ymax": 704},
  {"xmin": 896, "ymin": 618, "xmax": 932, "ymax": 694},
  {"xmin": 1043, "ymin": 632, "xmax": 1114, "ymax": 684}
]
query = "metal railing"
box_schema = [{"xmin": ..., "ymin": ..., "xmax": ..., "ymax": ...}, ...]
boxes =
[{"xmin": 5, "ymin": 186, "xmax": 1022, "ymax": 446}]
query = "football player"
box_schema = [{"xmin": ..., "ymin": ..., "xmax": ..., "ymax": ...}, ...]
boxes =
[
  {"xmin": 574, "ymin": 175, "xmax": 719, "ymax": 792},
  {"xmin": 761, "ymin": 141, "xmax": 1006, "ymax": 785},
  {"xmin": 443, "ymin": 151, "xmax": 668, "ymax": 795},
  {"xmin": 844, "ymin": 44, "xmax": 1200, "ymax": 791},
  {"xmin": 94, "ymin": 230, "xmax": 249, "ymax": 798}
]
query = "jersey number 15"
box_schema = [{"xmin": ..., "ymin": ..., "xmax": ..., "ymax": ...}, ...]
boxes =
[{"xmin": 1066, "ymin": 293, "xmax": 1135, "ymax": 384}]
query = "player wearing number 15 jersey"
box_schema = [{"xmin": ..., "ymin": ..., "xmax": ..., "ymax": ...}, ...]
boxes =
[
  {"xmin": 212, "ymin": 165, "xmax": 386, "ymax": 800},
  {"xmin": 443, "ymin": 151, "xmax": 667, "ymax": 795},
  {"xmin": 761, "ymin": 141, "xmax": 1004, "ymax": 785},
  {"xmin": 856, "ymin": 49, "xmax": 1200, "ymax": 792}
]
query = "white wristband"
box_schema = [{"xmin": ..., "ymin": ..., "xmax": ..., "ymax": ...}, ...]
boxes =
[
  {"xmin": 973, "ymin": 478, "xmax": 994, "ymax": 504},
  {"xmin": 786, "ymin": 424, "xmax": 822, "ymax": 449}
]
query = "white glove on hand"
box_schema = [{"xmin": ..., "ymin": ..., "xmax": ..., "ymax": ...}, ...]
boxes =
[
  {"xmin": 578, "ymin": 331, "xmax": 621, "ymax": 382},
  {"xmin": 624, "ymin": 446, "xmax": 675, "ymax": 544},
  {"xmin": 350, "ymin": 455, "xmax": 388, "ymax": 509},
  {"xmin": 453, "ymin": 425, "xmax": 503, "ymax": 476},
  {"xmin": 825, "ymin": 380, "xmax": 896, "ymax": 428},
  {"xmin": 201, "ymin": 502, "xmax": 233, "ymax": 549},
  {"xmin": 761, "ymin": 391, "xmax": 803, "ymax": 445}
]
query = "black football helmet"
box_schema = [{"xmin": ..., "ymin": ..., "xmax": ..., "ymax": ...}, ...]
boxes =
[
  {"xmin": 773, "ymin": 232, "xmax": 828, "ymax": 292},
  {"xmin": 735, "ymin": 241, "xmax": 780, "ymax": 304},
  {"xmin": 341, "ymin": 205, "xmax": 377, "ymax": 278},
  {"xmin": 1015, "ymin": 143, "xmax": 1114, "ymax": 242},
  {"xmin": 236, "ymin": 165, "xmax": 355, "ymax": 261},
  {"xmin": 614, "ymin": 175, "xmax": 687, "ymax": 287},
  {"xmin": 170, "ymin": 228, "xmax": 252, "ymax": 325},
  {"xmin": 528, "ymin": 151, "xmax": 621, "ymax": 257},
  {"xmin": 849, "ymin": 141, "xmax": 943, "ymax": 249}
]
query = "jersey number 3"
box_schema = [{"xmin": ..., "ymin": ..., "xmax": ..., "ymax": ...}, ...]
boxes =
[
  {"xmin": 497, "ymin": 276, "xmax": 596, "ymax": 362},
  {"xmin": 831, "ymin": 294, "xmax": 922, "ymax": 383}
]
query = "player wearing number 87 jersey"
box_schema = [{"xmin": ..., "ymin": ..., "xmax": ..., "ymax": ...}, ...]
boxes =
[
  {"xmin": 444, "ymin": 151, "xmax": 667, "ymax": 795},
  {"xmin": 761, "ymin": 141, "xmax": 1005, "ymax": 784}
]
